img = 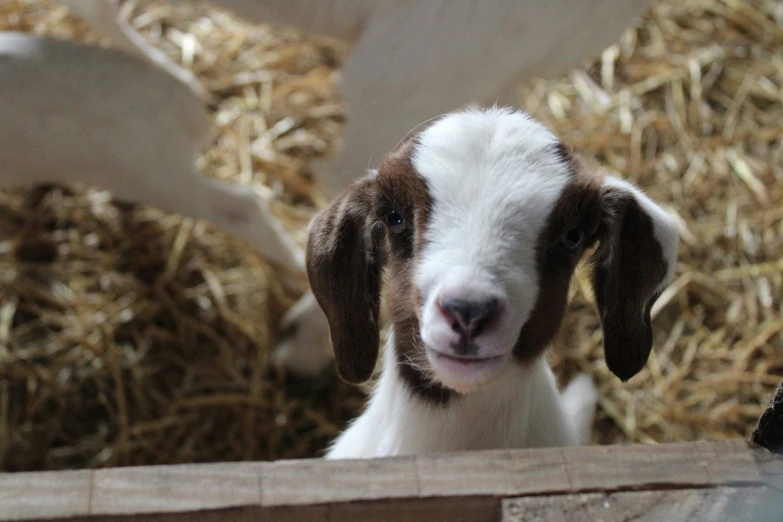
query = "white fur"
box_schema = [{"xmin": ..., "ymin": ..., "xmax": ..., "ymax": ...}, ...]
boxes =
[
  {"xmin": 329, "ymin": 109, "xmax": 594, "ymax": 459},
  {"xmin": 0, "ymin": 32, "xmax": 303, "ymax": 271},
  {"xmin": 561, "ymin": 373, "xmax": 599, "ymax": 446},
  {"xmin": 57, "ymin": 0, "xmax": 211, "ymax": 102},
  {"xmin": 603, "ymin": 177, "xmax": 680, "ymax": 293},
  {"xmin": 326, "ymin": 337, "xmax": 589, "ymax": 459},
  {"xmin": 414, "ymin": 109, "xmax": 570, "ymax": 392},
  {"xmin": 325, "ymin": 108, "xmax": 678, "ymax": 460},
  {"xmin": 51, "ymin": 0, "xmax": 655, "ymax": 376}
]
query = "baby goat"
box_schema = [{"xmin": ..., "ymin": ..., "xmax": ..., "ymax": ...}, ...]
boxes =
[
  {"xmin": 307, "ymin": 108, "xmax": 679, "ymax": 458},
  {"xmin": 57, "ymin": 0, "xmax": 656, "ymax": 377}
]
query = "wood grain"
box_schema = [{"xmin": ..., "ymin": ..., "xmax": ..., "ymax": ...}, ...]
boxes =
[
  {"xmin": 562, "ymin": 442, "xmax": 708, "ymax": 491},
  {"xmin": 90, "ymin": 462, "xmax": 262, "ymax": 515},
  {"xmin": 501, "ymin": 486, "xmax": 783, "ymax": 522},
  {"xmin": 0, "ymin": 470, "xmax": 92, "ymax": 521},
  {"xmin": 699, "ymin": 440, "xmax": 761, "ymax": 484},
  {"xmin": 752, "ymin": 444, "xmax": 783, "ymax": 490},
  {"xmin": 80, "ymin": 507, "xmax": 267, "ymax": 522},
  {"xmin": 559, "ymin": 441, "xmax": 761, "ymax": 491},
  {"xmin": 262, "ymin": 455, "xmax": 417, "ymax": 506},
  {"xmin": 416, "ymin": 448, "xmax": 568, "ymax": 497},
  {"xmin": 0, "ymin": 441, "xmax": 779, "ymax": 522},
  {"xmin": 328, "ymin": 497, "xmax": 498, "ymax": 522}
]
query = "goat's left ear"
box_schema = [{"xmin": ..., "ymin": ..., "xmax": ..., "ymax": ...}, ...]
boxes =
[{"xmin": 590, "ymin": 177, "xmax": 679, "ymax": 382}]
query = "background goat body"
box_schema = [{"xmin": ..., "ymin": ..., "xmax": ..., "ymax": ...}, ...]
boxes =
[{"xmin": 0, "ymin": 32, "xmax": 304, "ymax": 271}]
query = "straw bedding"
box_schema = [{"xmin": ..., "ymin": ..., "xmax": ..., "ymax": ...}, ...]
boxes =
[{"xmin": 0, "ymin": 0, "xmax": 781, "ymax": 472}]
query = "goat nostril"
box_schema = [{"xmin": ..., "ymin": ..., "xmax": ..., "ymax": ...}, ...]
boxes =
[{"xmin": 439, "ymin": 297, "xmax": 501, "ymax": 337}]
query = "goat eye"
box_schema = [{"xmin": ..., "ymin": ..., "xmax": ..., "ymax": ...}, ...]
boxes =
[
  {"xmin": 561, "ymin": 227, "xmax": 585, "ymax": 250},
  {"xmin": 384, "ymin": 210, "xmax": 406, "ymax": 234}
]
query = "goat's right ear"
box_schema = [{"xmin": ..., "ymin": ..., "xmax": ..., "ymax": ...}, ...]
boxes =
[{"xmin": 306, "ymin": 176, "xmax": 385, "ymax": 384}]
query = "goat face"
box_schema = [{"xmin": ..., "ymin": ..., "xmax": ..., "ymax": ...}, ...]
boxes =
[{"xmin": 307, "ymin": 108, "xmax": 678, "ymax": 399}]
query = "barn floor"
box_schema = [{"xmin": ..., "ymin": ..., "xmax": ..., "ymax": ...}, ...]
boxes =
[{"xmin": 0, "ymin": 0, "xmax": 781, "ymax": 472}]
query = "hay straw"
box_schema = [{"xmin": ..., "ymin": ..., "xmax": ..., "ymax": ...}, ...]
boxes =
[
  {"xmin": 0, "ymin": 0, "xmax": 781, "ymax": 471},
  {"xmin": 531, "ymin": 0, "xmax": 783, "ymax": 444}
]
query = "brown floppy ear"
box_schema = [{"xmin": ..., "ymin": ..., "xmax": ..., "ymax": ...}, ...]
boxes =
[
  {"xmin": 306, "ymin": 175, "xmax": 385, "ymax": 384},
  {"xmin": 590, "ymin": 177, "xmax": 679, "ymax": 382}
]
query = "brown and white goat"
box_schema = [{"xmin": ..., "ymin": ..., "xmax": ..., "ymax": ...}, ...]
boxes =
[
  {"xmin": 306, "ymin": 108, "xmax": 679, "ymax": 458},
  {"xmin": 53, "ymin": 0, "xmax": 656, "ymax": 376}
]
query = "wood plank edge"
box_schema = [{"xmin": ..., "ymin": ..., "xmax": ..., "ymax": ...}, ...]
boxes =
[{"xmin": 1, "ymin": 441, "xmax": 780, "ymax": 521}]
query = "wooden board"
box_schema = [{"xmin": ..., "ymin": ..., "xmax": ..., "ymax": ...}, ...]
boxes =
[
  {"xmin": 753, "ymin": 443, "xmax": 783, "ymax": 491},
  {"xmin": 0, "ymin": 441, "xmax": 780, "ymax": 522},
  {"xmin": 501, "ymin": 487, "xmax": 783, "ymax": 522},
  {"xmin": 0, "ymin": 470, "xmax": 91, "ymax": 521}
]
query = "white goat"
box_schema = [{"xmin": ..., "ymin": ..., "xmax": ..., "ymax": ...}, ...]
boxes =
[
  {"xmin": 0, "ymin": 32, "xmax": 303, "ymax": 271},
  {"xmin": 51, "ymin": 0, "xmax": 657, "ymax": 377},
  {"xmin": 305, "ymin": 108, "xmax": 679, "ymax": 458}
]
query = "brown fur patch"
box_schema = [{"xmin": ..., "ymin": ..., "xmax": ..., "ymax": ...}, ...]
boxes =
[
  {"xmin": 590, "ymin": 188, "xmax": 669, "ymax": 381},
  {"xmin": 514, "ymin": 145, "xmax": 605, "ymax": 364},
  {"xmin": 306, "ymin": 133, "xmax": 451, "ymax": 400},
  {"xmin": 519, "ymin": 143, "xmax": 671, "ymax": 381},
  {"xmin": 308, "ymin": 135, "xmax": 669, "ymax": 398},
  {"xmin": 306, "ymin": 176, "xmax": 385, "ymax": 384},
  {"xmin": 376, "ymin": 139, "xmax": 453, "ymax": 404}
]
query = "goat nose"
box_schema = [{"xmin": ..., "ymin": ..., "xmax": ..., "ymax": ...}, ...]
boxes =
[{"xmin": 438, "ymin": 297, "xmax": 501, "ymax": 336}]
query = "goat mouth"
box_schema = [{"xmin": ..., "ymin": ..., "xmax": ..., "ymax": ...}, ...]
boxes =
[
  {"xmin": 426, "ymin": 348, "xmax": 508, "ymax": 392},
  {"xmin": 428, "ymin": 350, "xmax": 505, "ymax": 364}
]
